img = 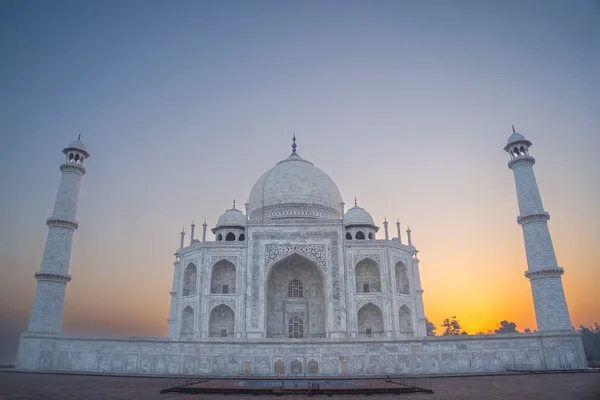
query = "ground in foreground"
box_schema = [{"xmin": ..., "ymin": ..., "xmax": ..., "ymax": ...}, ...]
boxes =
[{"xmin": 0, "ymin": 371, "xmax": 598, "ymax": 400}]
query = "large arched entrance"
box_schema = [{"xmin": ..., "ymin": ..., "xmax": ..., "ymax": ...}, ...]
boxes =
[{"xmin": 266, "ymin": 253, "xmax": 326, "ymax": 338}]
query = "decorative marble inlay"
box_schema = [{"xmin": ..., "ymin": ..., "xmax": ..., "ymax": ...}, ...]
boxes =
[
  {"xmin": 265, "ymin": 244, "xmax": 327, "ymax": 272},
  {"xmin": 352, "ymin": 253, "xmax": 381, "ymax": 266},
  {"xmin": 209, "ymin": 255, "xmax": 238, "ymax": 266},
  {"xmin": 355, "ymin": 297, "xmax": 385, "ymax": 311},
  {"xmin": 208, "ymin": 298, "xmax": 236, "ymax": 312}
]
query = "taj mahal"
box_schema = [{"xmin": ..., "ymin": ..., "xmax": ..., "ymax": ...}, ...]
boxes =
[{"xmin": 16, "ymin": 129, "xmax": 586, "ymax": 376}]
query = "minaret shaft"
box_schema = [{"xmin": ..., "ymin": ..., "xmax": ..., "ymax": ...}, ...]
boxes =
[
  {"xmin": 507, "ymin": 134, "xmax": 571, "ymax": 332},
  {"xmin": 28, "ymin": 144, "xmax": 88, "ymax": 333}
]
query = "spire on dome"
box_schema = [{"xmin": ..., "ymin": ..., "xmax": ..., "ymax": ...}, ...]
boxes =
[
  {"xmin": 233, "ymin": 199, "xmax": 236, "ymax": 209},
  {"xmin": 512, "ymin": 125, "xmax": 516, "ymax": 134},
  {"xmin": 78, "ymin": 132, "xmax": 81, "ymax": 140},
  {"xmin": 354, "ymin": 198, "xmax": 357, "ymax": 207},
  {"xmin": 292, "ymin": 133, "xmax": 297, "ymax": 154}
]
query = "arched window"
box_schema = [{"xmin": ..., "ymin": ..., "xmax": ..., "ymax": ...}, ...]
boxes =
[
  {"xmin": 291, "ymin": 359, "xmax": 303, "ymax": 374},
  {"xmin": 225, "ymin": 232, "xmax": 235, "ymax": 241},
  {"xmin": 355, "ymin": 231, "xmax": 365, "ymax": 240},
  {"xmin": 288, "ymin": 315, "xmax": 304, "ymax": 338},
  {"xmin": 211, "ymin": 260, "xmax": 236, "ymax": 293},
  {"xmin": 398, "ymin": 305, "xmax": 412, "ymax": 334},
  {"xmin": 183, "ymin": 263, "xmax": 197, "ymax": 296},
  {"xmin": 368, "ymin": 232, "xmax": 374, "ymax": 240},
  {"xmin": 308, "ymin": 359, "xmax": 319, "ymax": 374},
  {"xmin": 355, "ymin": 258, "xmax": 381, "ymax": 292},
  {"xmin": 209, "ymin": 304, "xmax": 235, "ymax": 338},
  {"xmin": 395, "ymin": 262, "xmax": 409, "ymax": 294},
  {"xmin": 520, "ymin": 146, "xmax": 526, "ymax": 155},
  {"xmin": 345, "ymin": 232, "xmax": 352, "ymax": 240},
  {"xmin": 216, "ymin": 233, "xmax": 223, "ymax": 241},
  {"xmin": 288, "ymin": 279, "xmax": 304, "ymax": 298},
  {"xmin": 357, "ymin": 303, "xmax": 384, "ymax": 338},
  {"xmin": 274, "ymin": 359, "xmax": 285, "ymax": 375},
  {"xmin": 239, "ymin": 233, "xmax": 245, "ymax": 241},
  {"xmin": 180, "ymin": 306, "xmax": 194, "ymax": 337}
]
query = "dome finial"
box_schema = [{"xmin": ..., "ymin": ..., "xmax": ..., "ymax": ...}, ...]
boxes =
[
  {"xmin": 233, "ymin": 199, "xmax": 236, "ymax": 209},
  {"xmin": 354, "ymin": 197, "xmax": 357, "ymax": 207},
  {"xmin": 292, "ymin": 133, "xmax": 297, "ymax": 153},
  {"xmin": 78, "ymin": 132, "xmax": 81, "ymax": 140},
  {"xmin": 512, "ymin": 125, "xmax": 516, "ymax": 134}
]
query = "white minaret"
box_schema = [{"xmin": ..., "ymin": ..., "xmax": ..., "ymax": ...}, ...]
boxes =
[
  {"xmin": 27, "ymin": 136, "xmax": 89, "ymax": 333},
  {"xmin": 505, "ymin": 126, "xmax": 572, "ymax": 331}
]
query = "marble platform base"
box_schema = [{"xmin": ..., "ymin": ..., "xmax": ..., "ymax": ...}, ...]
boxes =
[{"xmin": 15, "ymin": 331, "xmax": 586, "ymax": 376}]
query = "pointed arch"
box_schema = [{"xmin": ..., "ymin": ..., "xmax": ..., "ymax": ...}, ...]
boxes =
[
  {"xmin": 274, "ymin": 359, "xmax": 285, "ymax": 375},
  {"xmin": 357, "ymin": 303, "xmax": 384, "ymax": 338},
  {"xmin": 308, "ymin": 359, "xmax": 319, "ymax": 374},
  {"xmin": 395, "ymin": 261, "xmax": 409, "ymax": 294},
  {"xmin": 291, "ymin": 359, "xmax": 303, "ymax": 374},
  {"xmin": 345, "ymin": 232, "xmax": 352, "ymax": 240},
  {"xmin": 225, "ymin": 232, "xmax": 235, "ymax": 241},
  {"xmin": 211, "ymin": 259, "xmax": 236, "ymax": 293},
  {"xmin": 181, "ymin": 305, "xmax": 194, "ymax": 337},
  {"xmin": 209, "ymin": 304, "xmax": 235, "ymax": 338},
  {"xmin": 183, "ymin": 263, "xmax": 197, "ymax": 296},
  {"xmin": 355, "ymin": 257, "xmax": 381, "ymax": 292},
  {"xmin": 266, "ymin": 252, "xmax": 326, "ymax": 338},
  {"xmin": 355, "ymin": 231, "xmax": 365, "ymax": 240},
  {"xmin": 398, "ymin": 304, "xmax": 412, "ymax": 335}
]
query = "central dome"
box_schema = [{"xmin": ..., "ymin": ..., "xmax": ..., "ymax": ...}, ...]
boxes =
[{"xmin": 248, "ymin": 152, "xmax": 343, "ymax": 221}]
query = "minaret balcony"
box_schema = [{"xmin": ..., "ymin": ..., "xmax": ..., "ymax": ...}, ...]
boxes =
[
  {"xmin": 508, "ymin": 155, "xmax": 536, "ymax": 169},
  {"xmin": 517, "ymin": 212, "xmax": 550, "ymax": 225},
  {"xmin": 524, "ymin": 268, "xmax": 564, "ymax": 280},
  {"xmin": 46, "ymin": 218, "xmax": 79, "ymax": 230},
  {"xmin": 34, "ymin": 272, "xmax": 72, "ymax": 283}
]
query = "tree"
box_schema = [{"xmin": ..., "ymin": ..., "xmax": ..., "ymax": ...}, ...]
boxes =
[
  {"xmin": 425, "ymin": 317, "xmax": 437, "ymax": 336},
  {"xmin": 442, "ymin": 316, "xmax": 463, "ymax": 336},
  {"xmin": 494, "ymin": 320, "xmax": 519, "ymax": 334},
  {"xmin": 579, "ymin": 323, "xmax": 600, "ymax": 364},
  {"xmin": 524, "ymin": 328, "xmax": 532, "ymax": 334}
]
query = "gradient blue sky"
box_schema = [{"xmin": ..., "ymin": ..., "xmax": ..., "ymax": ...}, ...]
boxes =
[{"xmin": 1, "ymin": 0, "xmax": 599, "ymax": 363}]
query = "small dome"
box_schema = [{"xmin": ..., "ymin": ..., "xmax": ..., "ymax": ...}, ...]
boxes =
[
  {"xmin": 344, "ymin": 206, "xmax": 375, "ymax": 226},
  {"xmin": 504, "ymin": 127, "xmax": 532, "ymax": 152},
  {"xmin": 68, "ymin": 139, "xmax": 87, "ymax": 151},
  {"xmin": 62, "ymin": 139, "xmax": 90, "ymax": 157},
  {"xmin": 506, "ymin": 132, "xmax": 526, "ymax": 146},
  {"xmin": 216, "ymin": 208, "xmax": 246, "ymax": 228}
]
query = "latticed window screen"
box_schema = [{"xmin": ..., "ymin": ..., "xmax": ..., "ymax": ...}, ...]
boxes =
[
  {"xmin": 363, "ymin": 283, "xmax": 370, "ymax": 293},
  {"xmin": 222, "ymin": 284, "xmax": 229, "ymax": 294},
  {"xmin": 366, "ymin": 328, "xmax": 373, "ymax": 338},
  {"xmin": 288, "ymin": 315, "xmax": 304, "ymax": 338},
  {"xmin": 220, "ymin": 329, "xmax": 227, "ymax": 338},
  {"xmin": 288, "ymin": 279, "xmax": 304, "ymax": 298}
]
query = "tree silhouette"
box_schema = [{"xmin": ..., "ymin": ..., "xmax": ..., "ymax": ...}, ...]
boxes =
[
  {"xmin": 495, "ymin": 320, "xmax": 519, "ymax": 334},
  {"xmin": 579, "ymin": 323, "xmax": 600, "ymax": 364},
  {"xmin": 425, "ymin": 317, "xmax": 437, "ymax": 336},
  {"xmin": 442, "ymin": 316, "xmax": 463, "ymax": 336}
]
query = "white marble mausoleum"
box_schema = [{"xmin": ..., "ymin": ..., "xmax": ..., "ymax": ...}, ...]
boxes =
[{"xmin": 16, "ymin": 131, "xmax": 586, "ymax": 376}]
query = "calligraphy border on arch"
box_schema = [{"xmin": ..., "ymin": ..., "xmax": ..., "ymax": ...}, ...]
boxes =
[{"xmin": 264, "ymin": 244, "xmax": 327, "ymax": 272}]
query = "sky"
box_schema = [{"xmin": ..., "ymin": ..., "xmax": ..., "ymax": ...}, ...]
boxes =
[{"xmin": 1, "ymin": 0, "xmax": 599, "ymax": 363}]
